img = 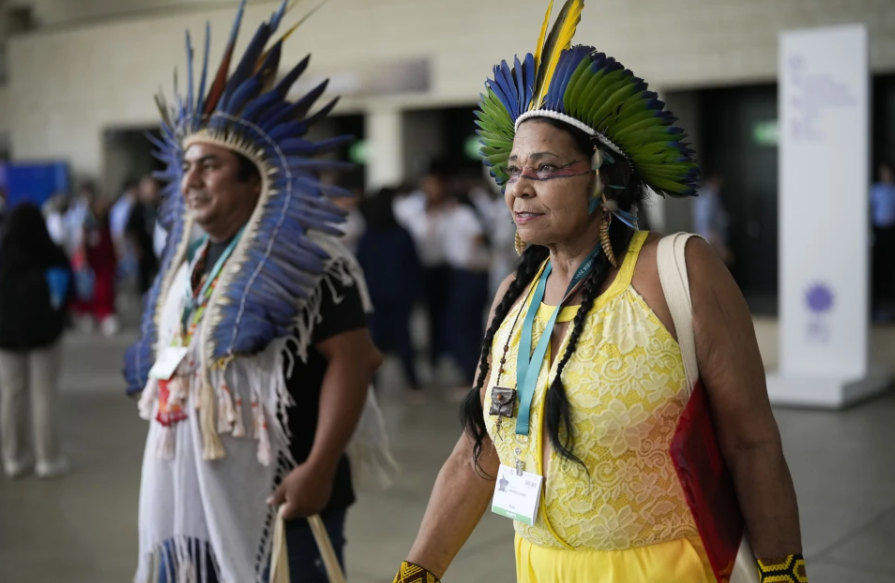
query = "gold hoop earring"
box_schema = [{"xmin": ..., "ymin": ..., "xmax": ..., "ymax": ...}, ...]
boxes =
[
  {"xmin": 600, "ymin": 210, "xmax": 618, "ymax": 268},
  {"xmin": 515, "ymin": 231, "xmax": 526, "ymax": 256}
]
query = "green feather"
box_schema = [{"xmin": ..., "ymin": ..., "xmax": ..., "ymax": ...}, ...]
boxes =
[
  {"xmin": 634, "ymin": 163, "xmax": 695, "ymax": 180},
  {"xmin": 591, "ymin": 84, "xmax": 645, "ymax": 131},
  {"xmin": 564, "ymin": 56, "xmax": 594, "ymax": 115},
  {"xmin": 613, "ymin": 115, "xmax": 667, "ymax": 140},
  {"xmin": 587, "ymin": 76, "xmax": 637, "ymax": 122},
  {"xmin": 580, "ymin": 70, "xmax": 631, "ymax": 125},
  {"xmin": 612, "ymin": 110, "xmax": 664, "ymax": 135},
  {"xmin": 640, "ymin": 174, "xmax": 693, "ymax": 194},
  {"xmin": 568, "ymin": 66, "xmax": 616, "ymax": 119},
  {"xmin": 622, "ymin": 127, "xmax": 684, "ymax": 144}
]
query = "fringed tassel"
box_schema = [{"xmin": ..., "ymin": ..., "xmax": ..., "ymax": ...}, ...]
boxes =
[
  {"xmin": 138, "ymin": 379, "xmax": 159, "ymax": 420},
  {"xmin": 157, "ymin": 425, "xmax": 176, "ymax": 459},
  {"xmin": 253, "ymin": 394, "xmax": 272, "ymax": 466},
  {"xmin": 230, "ymin": 362, "xmax": 247, "ymax": 438},
  {"xmin": 217, "ymin": 382, "xmax": 236, "ymax": 434},
  {"xmin": 137, "ymin": 537, "xmax": 222, "ymax": 583},
  {"xmin": 232, "ymin": 396, "xmax": 247, "ymax": 437},
  {"xmin": 251, "ymin": 395, "xmax": 261, "ymax": 438},
  {"xmin": 199, "ymin": 379, "xmax": 225, "ymax": 460}
]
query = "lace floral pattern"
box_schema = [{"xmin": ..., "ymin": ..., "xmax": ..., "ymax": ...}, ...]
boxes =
[{"xmin": 483, "ymin": 237, "xmax": 698, "ymax": 550}]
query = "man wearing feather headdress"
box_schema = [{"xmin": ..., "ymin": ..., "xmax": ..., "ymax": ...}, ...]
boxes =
[{"xmin": 123, "ymin": 3, "xmax": 395, "ymax": 582}]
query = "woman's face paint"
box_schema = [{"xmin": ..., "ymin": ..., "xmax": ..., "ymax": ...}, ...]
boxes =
[
  {"xmin": 505, "ymin": 120, "xmax": 596, "ymax": 247},
  {"xmin": 505, "ymin": 159, "xmax": 591, "ymax": 183}
]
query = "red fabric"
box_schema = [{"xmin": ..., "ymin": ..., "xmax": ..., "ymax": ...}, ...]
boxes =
[
  {"xmin": 71, "ymin": 222, "xmax": 117, "ymax": 319},
  {"xmin": 670, "ymin": 379, "xmax": 745, "ymax": 583}
]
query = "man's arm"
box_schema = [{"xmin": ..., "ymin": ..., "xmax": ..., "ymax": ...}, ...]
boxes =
[
  {"xmin": 310, "ymin": 328, "xmax": 382, "ymax": 475},
  {"xmin": 270, "ymin": 327, "xmax": 381, "ymax": 518}
]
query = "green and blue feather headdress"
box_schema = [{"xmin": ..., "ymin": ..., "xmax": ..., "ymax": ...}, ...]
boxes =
[
  {"xmin": 125, "ymin": 0, "xmax": 352, "ymax": 394},
  {"xmin": 476, "ymin": 0, "xmax": 699, "ymax": 199}
]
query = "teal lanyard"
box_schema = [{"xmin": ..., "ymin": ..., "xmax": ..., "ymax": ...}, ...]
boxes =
[
  {"xmin": 515, "ymin": 247, "xmax": 600, "ymax": 436},
  {"xmin": 180, "ymin": 230, "xmax": 243, "ymax": 336}
]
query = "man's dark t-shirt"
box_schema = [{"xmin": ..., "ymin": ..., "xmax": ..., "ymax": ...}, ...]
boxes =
[
  {"xmin": 282, "ymin": 274, "xmax": 366, "ymax": 516},
  {"xmin": 202, "ymin": 239, "xmax": 366, "ymax": 516}
]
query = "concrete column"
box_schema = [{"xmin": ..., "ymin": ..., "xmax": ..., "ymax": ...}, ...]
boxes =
[{"xmin": 364, "ymin": 107, "xmax": 404, "ymax": 190}]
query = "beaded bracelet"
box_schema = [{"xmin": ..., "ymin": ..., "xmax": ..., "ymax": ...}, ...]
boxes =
[
  {"xmin": 757, "ymin": 554, "xmax": 808, "ymax": 582},
  {"xmin": 393, "ymin": 561, "xmax": 441, "ymax": 583}
]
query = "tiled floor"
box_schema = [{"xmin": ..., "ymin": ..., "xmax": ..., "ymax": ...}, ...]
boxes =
[{"xmin": 0, "ymin": 320, "xmax": 893, "ymax": 583}]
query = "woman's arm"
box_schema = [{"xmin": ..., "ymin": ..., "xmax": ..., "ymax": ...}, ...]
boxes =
[
  {"xmin": 686, "ymin": 238, "xmax": 803, "ymax": 558},
  {"xmin": 395, "ymin": 273, "xmax": 516, "ymax": 581},
  {"xmin": 402, "ymin": 430, "xmax": 500, "ymax": 579}
]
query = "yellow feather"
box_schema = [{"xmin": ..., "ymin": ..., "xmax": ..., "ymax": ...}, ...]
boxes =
[
  {"xmin": 258, "ymin": 0, "xmax": 326, "ymax": 64},
  {"xmin": 531, "ymin": 0, "xmax": 585, "ymax": 110},
  {"xmin": 533, "ymin": 0, "xmax": 554, "ymax": 72}
]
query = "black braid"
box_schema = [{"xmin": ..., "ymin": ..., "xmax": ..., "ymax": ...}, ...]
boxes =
[
  {"xmin": 543, "ymin": 257, "xmax": 606, "ymax": 468},
  {"xmin": 461, "ymin": 244, "xmax": 549, "ymax": 475}
]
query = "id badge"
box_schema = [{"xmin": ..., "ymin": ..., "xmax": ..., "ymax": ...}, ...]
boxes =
[
  {"xmin": 491, "ymin": 463, "xmax": 543, "ymax": 526},
  {"xmin": 149, "ymin": 347, "xmax": 189, "ymax": 381}
]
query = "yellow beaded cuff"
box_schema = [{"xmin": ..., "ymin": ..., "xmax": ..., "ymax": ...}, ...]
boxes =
[
  {"xmin": 757, "ymin": 554, "xmax": 808, "ymax": 582},
  {"xmin": 393, "ymin": 561, "xmax": 441, "ymax": 583}
]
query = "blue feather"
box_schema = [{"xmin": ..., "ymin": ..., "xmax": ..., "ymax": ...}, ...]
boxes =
[
  {"xmin": 222, "ymin": 23, "xmax": 271, "ymax": 106},
  {"xmin": 301, "ymin": 97, "xmax": 340, "ymax": 127},
  {"xmin": 285, "ymin": 157, "xmax": 353, "ymax": 171},
  {"xmin": 513, "ymin": 55, "xmax": 527, "ymax": 115},
  {"xmin": 240, "ymin": 91, "xmax": 282, "ymax": 123},
  {"xmin": 221, "ymin": 78, "xmax": 261, "ymax": 116},
  {"xmin": 195, "ymin": 22, "xmax": 211, "ymax": 122},
  {"xmin": 283, "ymin": 79, "xmax": 329, "ymax": 123},
  {"xmin": 266, "ymin": 122, "xmax": 307, "ymax": 142},
  {"xmin": 497, "ymin": 60, "xmax": 519, "ymax": 118},
  {"xmin": 486, "ymin": 77, "xmax": 514, "ymax": 119},
  {"xmin": 312, "ymin": 134, "xmax": 353, "ymax": 155},
  {"xmin": 275, "ymin": 55, "xmax": 311, "ymax": 97},
  {"xmin": 269, "ymin": 0, "xmax": 288, "ymax": 33},
  {"xmin": 186, "ymin": 31, "xmax": 195, "ymax": 119}
]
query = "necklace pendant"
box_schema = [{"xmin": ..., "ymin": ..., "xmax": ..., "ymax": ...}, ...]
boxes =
[{"xmin": 489, "ymin": 386, "xmax": 517, "ymax": 418}]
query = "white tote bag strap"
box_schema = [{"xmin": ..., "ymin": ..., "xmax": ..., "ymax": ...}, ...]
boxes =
[
  {"xmin": 657, "ymin": 232, "xmax": 701, "ymax": 394},
  {"xmin": 658, "ymin": 233, "xmax": 760, "ymax": 583},
  {"xmin": 270, "ymin": 507, "xmax": 348, "ymax": 583}
]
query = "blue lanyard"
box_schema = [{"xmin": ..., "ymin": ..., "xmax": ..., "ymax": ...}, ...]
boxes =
[
  {"xmin": 180, "ymin": 230, "xmax": 243, "ymax": 335},
  {"xmin": 515, "ymin": 247, "xmax": 600, "ymax": 436}
]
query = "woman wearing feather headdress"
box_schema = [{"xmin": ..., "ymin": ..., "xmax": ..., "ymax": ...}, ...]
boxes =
[
  {"xmin": 124, "ymin": 3, "xmax": 397, "ymax": 582},
  {"xmin": 392, "ymin": 2, "xmax": 805, "ymax": 582}
]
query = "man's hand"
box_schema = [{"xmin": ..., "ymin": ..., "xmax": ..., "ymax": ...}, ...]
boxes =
[{"xmin": 267, "ymin": 462, "xmax": 335, "ymax": 519}]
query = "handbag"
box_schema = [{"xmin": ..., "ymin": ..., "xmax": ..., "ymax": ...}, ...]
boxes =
[
  {"xmin": 269, "ymin": 506, "xmax": 348, "ymax": 583},
  {"xmin": 657, "ymin": 233, "xmax": 759, "ymax": 583}
]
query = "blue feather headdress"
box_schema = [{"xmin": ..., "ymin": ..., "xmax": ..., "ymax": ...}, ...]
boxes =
[
  {"xmin": 476, "ymin": 0, "xmax": 699, "ymax": 199},
  {"xmin": 124, "ymin": 0, "xmax": 352, "ymax": 395}
]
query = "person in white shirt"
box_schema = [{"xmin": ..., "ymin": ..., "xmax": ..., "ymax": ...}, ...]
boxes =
[
  {"xmin": 332, "ymin": 188, "xmax": 366, "ymax": 255},
  {"xmin": 393, "ymin": 165, "xmax": 453, "ymax": 375},
  {"xmin": 441, "ymin": 193, "xmax": 491, "ymax": 400},
  {"xmin": 466, "ymin": 174, "xmax": 516, "ymax": 298},
  {"xmin": 43, "ymin": 194, "xmax": 69, "ymax": 248}
]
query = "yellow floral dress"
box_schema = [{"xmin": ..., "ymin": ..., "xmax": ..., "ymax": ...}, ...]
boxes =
[{"xmin": 483, "ymin": 231, "xmax": 715, "ymax": 582}]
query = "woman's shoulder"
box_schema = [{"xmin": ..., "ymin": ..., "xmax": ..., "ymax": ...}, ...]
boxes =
[
  {"xmin": 634, "ymin": 231, "xmax": 716, "ymax": 277},
  {"xmin": 629, "ymin": 231, "xmax": 719, "ymax": 342}
]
